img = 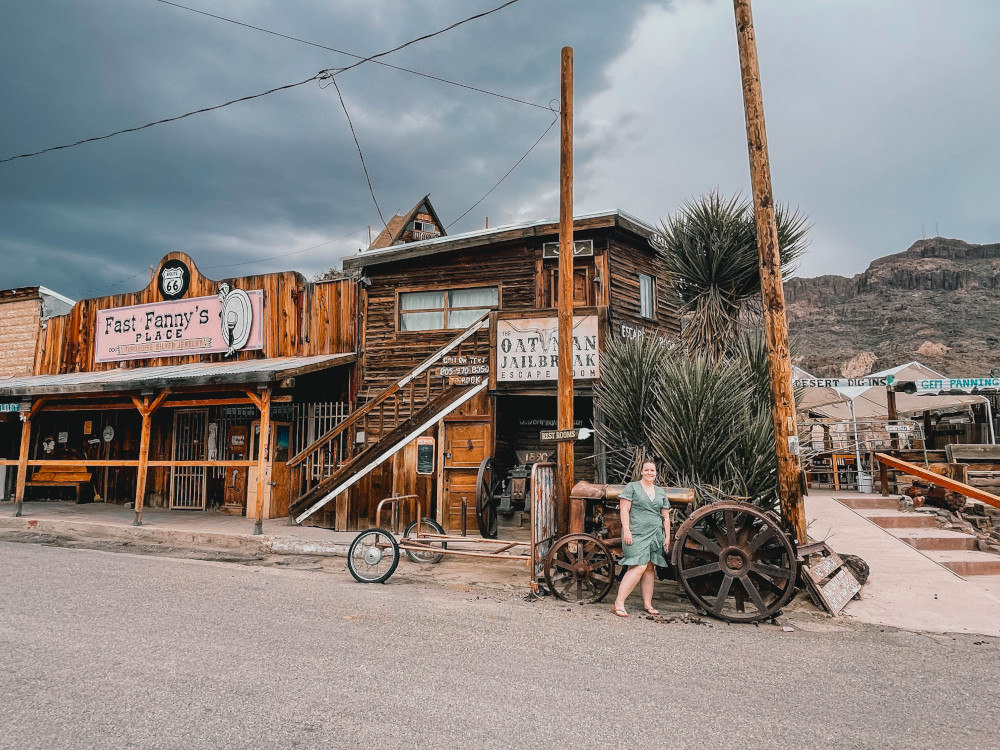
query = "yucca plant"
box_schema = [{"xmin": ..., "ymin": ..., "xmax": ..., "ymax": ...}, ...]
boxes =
[{"xmin": 652, "ymin": 191, "xmax": 808, "ymax": 361}]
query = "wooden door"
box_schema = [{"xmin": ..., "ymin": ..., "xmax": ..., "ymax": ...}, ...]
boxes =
[
  {"xmin": 439, "ymin": 419, "xmax": 490, "ymax": 533},
  {"xmin": 547, "ymin": 265, "xmax": 594, "ymax": 307},
  {"xmin": 269, "ymin": 423, "xmax": 292, "ymax": 518},
  {"xmin": 170, "ymin": 409, "xmax": 208, "ymax": 510}
]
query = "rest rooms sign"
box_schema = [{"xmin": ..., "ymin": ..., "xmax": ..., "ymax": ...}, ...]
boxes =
[
  {"xmin": 496, "ymin": 315, "xmax": 599, "ymax": 381},
  {"xmin": 95, "ymin": 291, "xmax": 264, "ymax": 363}
]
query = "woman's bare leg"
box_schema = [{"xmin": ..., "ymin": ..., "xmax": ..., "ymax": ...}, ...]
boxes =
[
  {"xmin": 640, "ymin": 564, "xmax": 658, "ymax": 613},
  {"xmin": 613, "ymin": 566, "xmax": 646, "ymax": 613}
]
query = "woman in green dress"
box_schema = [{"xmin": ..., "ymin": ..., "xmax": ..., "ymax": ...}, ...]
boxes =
[{"xmin": 611, "ymin": 460, "xmax": 672, "ymax": 617}]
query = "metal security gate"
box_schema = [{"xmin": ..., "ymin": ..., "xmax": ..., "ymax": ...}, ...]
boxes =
[{"xmin": 171, "ymin": 409, "xmax": 209, "ymax": 510}]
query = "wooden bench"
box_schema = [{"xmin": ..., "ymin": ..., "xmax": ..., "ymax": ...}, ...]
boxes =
[{"xmin": 25, "ymin": 466, "xmax": 93, "ymax": 503}]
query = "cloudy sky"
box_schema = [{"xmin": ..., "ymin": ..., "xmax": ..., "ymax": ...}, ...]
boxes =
[{"xmin": 2, "ymin": 0, "xmax": 997, "ymax": 300}]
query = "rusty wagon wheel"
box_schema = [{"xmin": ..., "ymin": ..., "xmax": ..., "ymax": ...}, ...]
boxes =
[
  {"xmin": 673, "ymin": 502, "xmax": 797, "ymax": 623},
  {"xmin": 544, "ymin": 533, "xmax": 616, "ymax": 604},
  {"xmin": 475, "ymin": 456, "xmax": 501, "ymax": 539}
]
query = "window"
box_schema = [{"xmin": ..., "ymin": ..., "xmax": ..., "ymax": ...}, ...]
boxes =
[
  {"xmin": 639, "ymin": 274, "xmax": 655, "ymax": 319},
  {"xmin": 398, "ymin": 287, "xmax": 498, "ymax": 331}
]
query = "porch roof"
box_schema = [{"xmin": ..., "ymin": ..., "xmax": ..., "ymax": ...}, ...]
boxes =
[{"xmin": 0, "ymin": 353, "xmax": 356, "ymax": 398}]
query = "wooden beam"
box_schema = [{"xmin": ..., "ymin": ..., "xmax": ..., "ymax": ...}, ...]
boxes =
[
  {"xmin": 244, "ymin": 389, "xmax": 263, "ymax": 411},
  {"xmin": 732, "ymin": 0, "xmax": 806, "ymax": 543},
  {"xmin": 253, "ymin": 387, "xmax": 272, "ymax": 535},
  {"xmin": 876, "ymin": 453, "xmax": 1000, "ymax": 509},
  {"xmin": 27, "ymin": 398, "xmax": 47, "ymax": 421},
  {"xmin": 134, "ymin": 410, "xmax": 152, "ymax": 526},
  {"xmin": 556, "ymin": 45, "xmax": 575, "ymax": 538},
  {"xmin": 147, "ymin": 390, "xmax": 170, "ymax": 416},
  {"xmin": 887, "ymin": 389, "xmax": 899, "ymax": 449},
  {"xmin": 13, "ymin": 416, "xmax": 32, "ymax": 517}
]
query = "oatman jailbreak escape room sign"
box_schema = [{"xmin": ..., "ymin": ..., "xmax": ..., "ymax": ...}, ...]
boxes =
[
  {"xmin": 496, "ymin": 315, "xmax": 600, "ymax": 381},
  {"xmin": 95, "ymin": 287, "xmax": 264, "ymax": 363}
]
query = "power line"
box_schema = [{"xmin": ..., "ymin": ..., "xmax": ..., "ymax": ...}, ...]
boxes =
[
  {"xmin": 1, "ymin": 0, "xmax": 527, "ymax": 165},
  {"xmin": 447, "ymin": 115, "xmax": 558, "ymax": 229},
  {"xmin": 0, "ymin": 74, "xmax": 322, "ymax": 165},
  {"xmin": 324, "ymin": 75, "xmax": 388, "ymax": 232},
  {"xmin": 153, "ymin": 0, "xmax": 548, "ymax": 111}
]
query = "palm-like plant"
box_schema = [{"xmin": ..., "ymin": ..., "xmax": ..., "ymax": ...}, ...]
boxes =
[{"xmin": 653, "ymin": 191, "xmax": 808, "ymax": 361}]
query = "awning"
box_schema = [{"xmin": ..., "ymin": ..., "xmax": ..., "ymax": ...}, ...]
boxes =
[{"xmin": 0, "ymin": 353, "xmax": 356, "ymax": 397}]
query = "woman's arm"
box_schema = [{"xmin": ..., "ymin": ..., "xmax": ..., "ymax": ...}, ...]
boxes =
[
  {"xmin": 620, "ymin": 499, "xmax": 633, "ymax": 546},
  {"xmin": 661, "ymin": 506, "xmax": 671, "ymax": 553}
]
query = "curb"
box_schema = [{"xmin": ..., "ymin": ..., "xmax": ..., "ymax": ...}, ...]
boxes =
[{"xmin": 0, "ymin": 516, "xmax": 349, "ymax": 558}]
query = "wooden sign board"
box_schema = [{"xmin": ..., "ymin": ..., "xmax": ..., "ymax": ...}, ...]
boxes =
[
  {"xmin": 540, "ymin": 428, "xmax": 579, "ymax": 442},
  {"xmin": 541, "ymin": 239, "xmax": 594, "ymax": 259},
  {"xmin": 802, "ymin": 544, "xmax": 862, "ymax": 615}
]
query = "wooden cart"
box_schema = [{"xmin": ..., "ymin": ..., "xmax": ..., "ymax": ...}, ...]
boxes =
[{"xmin": 541, "ymin": 482, "xmax": 800, "ymax": 623}]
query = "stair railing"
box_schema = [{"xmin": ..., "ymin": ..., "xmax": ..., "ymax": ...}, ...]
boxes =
[{"xmin": 287, "ymin": 312, "xmax": 490, "ymax": 498}]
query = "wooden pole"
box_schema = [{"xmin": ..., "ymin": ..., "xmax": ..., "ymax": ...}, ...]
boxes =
[
  {"xmin": 556, "ymin": 46, "xmax": 574, "ymax": 537},
  {"xmin": 13, "ymin": 419, "xmax": 32, "ymax": 517},
  {"xmin": 732, "ymin": 0, "xmax": 806, "ymax": 543},
  {"xmin": 134, "ymin": 406, "xmax": 152, "ymax": 527},
  {"xmin": 886, "ymin": 388, "xmax": 899, "ymax": 449},
  {"xmin": 253, "ymin": 387, "xmax": 272, "ymax": 535}
]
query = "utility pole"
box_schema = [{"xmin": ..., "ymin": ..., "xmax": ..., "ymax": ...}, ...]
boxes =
[
  {"xmin": 732, "ymin": 0, "xmax": 806, "ymax": 543},
  {"xmin": 556, "ymin": 46, "xmax": 574, "ymax": 536}
]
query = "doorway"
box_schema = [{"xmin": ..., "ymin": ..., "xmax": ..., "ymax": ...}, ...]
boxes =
[
  {"xmin": 439, "ymin": 418, "xmax": 490, "ymax": 533},
  {"xmin": 170, "ymin": 409, "xmax": 208, "ymax": 510},
  {"xmin": 247, "ymin": 421, "xmax": 292, "ymax": 519}
]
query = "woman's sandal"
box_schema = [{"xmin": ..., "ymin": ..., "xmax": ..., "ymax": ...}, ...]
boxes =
[
  {"xmin": 610, "ymin": 605, "xmax": 629, "ymax": 618},
  {"xmin": 643, "ymin": 606, "xmax": 660, "ymax": 616}
]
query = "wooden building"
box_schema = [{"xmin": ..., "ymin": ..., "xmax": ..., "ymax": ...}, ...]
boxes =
[
  {"xmin": 3, "ymin": 203, "xmax": 679, "ymax": 537},
  {"xmin": 0, "ymin": 253, "xmax": 356, "ymax": 527},
  {"xmin": 289, "ymin": 203, "xmax": 680, "ymax": 533}
]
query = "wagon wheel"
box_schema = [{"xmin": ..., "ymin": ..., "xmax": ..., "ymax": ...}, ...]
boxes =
[
  {"xmin": 673, "ymin": 502, "xmax": 797, "ymax": 623},
  {"xmin": 347, "ymin": 528, "xmax": 400, "ymax": 584},
  {"xmin": 544, "ymin": 533, "xmax": 616, "ymax": 604},
  {"xmin": 403, "ymin": 517, "xmax": 446, "ymax": 564},
  {"xmin": 475, "ymin": 457, "xmax": 502, "ymax": 539}
]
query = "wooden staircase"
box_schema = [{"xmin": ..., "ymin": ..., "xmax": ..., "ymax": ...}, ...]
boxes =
[{"xmin": 288, "ymin": 313, "xmax": 490, "ymax": 525}]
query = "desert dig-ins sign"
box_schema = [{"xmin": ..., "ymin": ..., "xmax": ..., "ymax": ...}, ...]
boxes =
[{"xmin": 95, "ymin": 288, "xmax": 264, "ymax": 363}]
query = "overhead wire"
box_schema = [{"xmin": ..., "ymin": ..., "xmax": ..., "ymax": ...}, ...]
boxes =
[
  {"xmin": 322, "ymin": 73, "xmax": 388, "ymax": 232},
  {"xmin": 153, "ymin": 0, "xmax": 548, "ymax": 111},
  {"xmin": 1, "ymin": 0, "xmax": 529, "ymax": 165},
  {"xmin": 447, "ymin": 114, "xmax": 558, "ymax": 229}
]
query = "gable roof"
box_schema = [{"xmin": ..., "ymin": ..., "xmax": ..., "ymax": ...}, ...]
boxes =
[
  {"xmin": 345, "ymin": 209, "xmax": 655, "ymax": 271},
  {"xmin": 367, "ymin": 194, "xmax": 447, "ymax": 250}
]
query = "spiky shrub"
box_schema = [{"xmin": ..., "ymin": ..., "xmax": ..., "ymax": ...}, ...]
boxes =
[
  {"xmin": 595, "ymin": 332, "xmax": 780, "ymax": 511},
  {"xmin": 652, "ymin": 191, "xmax": 808, "ymax": 361}
]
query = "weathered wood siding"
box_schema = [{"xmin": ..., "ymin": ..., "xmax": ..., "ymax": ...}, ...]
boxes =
[
  {"xmin": 608, "ymin": 230, "xmax": 680, "ymax": 340},
  {"xmin": 0, "ymin": 295, "xmax": 42, "ymax": 378},
  {"xmin": 34, "ymin": 252, "xmax": 357, "ymax": 375}
]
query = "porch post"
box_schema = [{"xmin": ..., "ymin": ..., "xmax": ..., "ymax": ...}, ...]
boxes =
[
  {"xmin": 132, "ymin": 392, "xmax": 167, "ymax": 527},
  {"xmin": 14, "ymin": 398, "xmax": 45, "ymax": 517},
  {"xmin": 253, "ymin": 387, "xmax": 272, "ymax": 536}
]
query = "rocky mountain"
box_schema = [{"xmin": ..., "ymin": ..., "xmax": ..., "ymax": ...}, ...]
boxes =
[{"xmin": 785, "ymin": 238, "xmax": 1000, "ymax": 377}]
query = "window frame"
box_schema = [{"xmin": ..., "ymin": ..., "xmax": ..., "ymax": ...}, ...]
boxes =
[
  {"xmin": 395, "ymin": 284, "xmax": 501, "ymax": 333},
  {"xmin": 638, "ymin": 272, "xmax": 656, "ymax": 320}
]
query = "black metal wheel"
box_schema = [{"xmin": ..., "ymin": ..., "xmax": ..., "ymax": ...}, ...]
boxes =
[
  {"xmin": 403, "ymin": 517, "xmax": 446, "ymax": 564},
  {"xmin": 543, "ymin": 533, "xmax": 616, "ymax": 604},
  {"xmin": 673, "ymin": 502, "xmax": 797, "ymax": 623},
  {"xmin": 475, "ymin": 457, "xmax": 501, "ymax": 539},
  {"xmin": 347, "ymin": 528, "xmax": 400, "ymax": 584}
]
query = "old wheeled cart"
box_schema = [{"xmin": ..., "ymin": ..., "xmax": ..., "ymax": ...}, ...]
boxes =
[
  {"xmin": 542, "ymin": 482, "xmax": 800, "ymax": 623},
  {"xmin": 347, "ymin": 468, "xmax": 800, "ymax": 624}
]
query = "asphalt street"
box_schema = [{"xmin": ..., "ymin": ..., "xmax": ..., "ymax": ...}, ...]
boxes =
[{"xmin": 1, "ymin": 540, "xmax": 997, "ymax": 750}]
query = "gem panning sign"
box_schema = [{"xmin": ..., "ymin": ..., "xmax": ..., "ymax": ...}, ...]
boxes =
[{"xmin": 95, "ymin": 291, "xmax": 263, "ymax": 362}]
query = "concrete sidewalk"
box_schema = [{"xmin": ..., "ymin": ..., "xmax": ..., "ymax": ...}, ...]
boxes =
[
  {"xmin": 0, "ymin": 500, "xmax": 357, "ymax": 556},
  {"xmin": 805, "ymin": 491, "xmax": 1000, "ymax": 638}
]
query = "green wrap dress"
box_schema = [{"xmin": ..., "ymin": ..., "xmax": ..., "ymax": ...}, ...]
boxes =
[{"xmin": 618, "ymin": 481, "xmax": 670, "ymax": 568}]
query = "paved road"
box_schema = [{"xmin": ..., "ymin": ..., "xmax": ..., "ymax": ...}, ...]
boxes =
[{"xmin": 1, "ymin": 541, "xmax": 997, "ymax": 750}]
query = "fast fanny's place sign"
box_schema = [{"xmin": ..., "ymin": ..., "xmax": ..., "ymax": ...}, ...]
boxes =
[
  {"xmin": 496, "ymin": 315, "xmax": 599, "ymax": 381},
  {"xmin": 95, "ymin": 288, "xmax": 264, "ymax": 362}
]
